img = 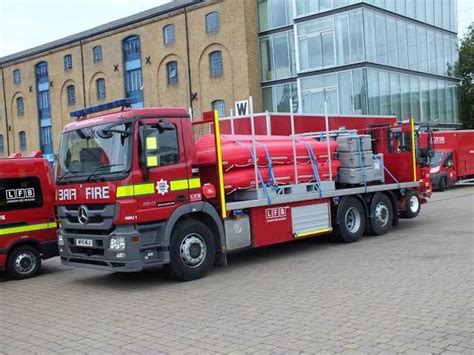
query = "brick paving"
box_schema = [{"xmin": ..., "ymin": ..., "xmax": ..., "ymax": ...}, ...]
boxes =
[{"xmin": 1, "ymin": 186, "xmax": 473, "ymax": 354}]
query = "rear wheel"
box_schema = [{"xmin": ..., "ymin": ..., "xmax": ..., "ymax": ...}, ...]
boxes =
[
  {"xmin": 168, "ymin": 220, "xmax": 216, "ymax": 281},
  {"xmin": 6, "ymin": 245, "xmax": 41, "ymax": 280},
  {"xmin": 400, "ymin": 191, "xmax": 421, "ymax": 219},
  {"xmin": 369, "ymin": 193, "xmax": 393, "ymax": 236},
  {"xmin": 335, "ymin": 197, "xmax": 366, "ymax": 243}
]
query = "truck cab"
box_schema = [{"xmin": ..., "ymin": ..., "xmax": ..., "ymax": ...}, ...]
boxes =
[
  {"xmin": 0, "ymin": 152, "xmax": 58, "ymax": 279},
  {"xmin": 430, "ymin": 149, "xmax": 456, "ymax": 191}
]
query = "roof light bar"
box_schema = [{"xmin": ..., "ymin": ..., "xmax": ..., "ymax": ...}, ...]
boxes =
[{"xmin": 70, "ymin": 98, "xmax": 137, "ymax": 118}]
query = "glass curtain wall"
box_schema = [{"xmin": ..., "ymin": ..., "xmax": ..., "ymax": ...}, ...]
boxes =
[
  {"xmin": 297, "ymin": 67, "xmax": 458, "ymax": 123},
  {"xmin": 262, "ymin": 82, "xmax": 299, "ymax": 113}
]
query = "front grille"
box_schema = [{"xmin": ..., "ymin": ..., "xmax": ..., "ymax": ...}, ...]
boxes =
[{"xmin": 57, "ymin": 204, "xmax": 116, "ymax": 233}]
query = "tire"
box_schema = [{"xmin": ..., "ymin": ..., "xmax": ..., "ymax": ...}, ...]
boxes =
[
  {"xmin": 369, "ymin": 193, "xmax": 393, "ymax": 236},
  {"xmin": 335, "ymin": 197, "xmax": 366, "ymax": 243},
  {"xmin": 168, "ymin": 220, "xmax": 216, "ymax": 281},
  {"xmin": 6, "ymin": 245, "xmax": 42, "ymax": 280},
  {"xmin": 438, "ymin": 177, "xmax": 447, "ymax": 191},
  {"xmin": 400, "ymin": 191, "xmax": 421, "ymax": 219}
]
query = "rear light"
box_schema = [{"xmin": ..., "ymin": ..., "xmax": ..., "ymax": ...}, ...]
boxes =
[{"xmin": 202, "ymin": 183, "xmax": 216, "ymax": 199}]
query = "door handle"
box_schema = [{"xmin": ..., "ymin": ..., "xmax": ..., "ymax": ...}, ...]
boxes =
[{"xmin": 176, "ymin": 195, "xmax": 187, "ymax": 202}]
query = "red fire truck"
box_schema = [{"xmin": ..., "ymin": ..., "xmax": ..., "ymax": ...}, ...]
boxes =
[
  {"xmin": 425, "ymin": 130, "xmax": 474, "ymax": 190},
  {"xmin": 56, "ymin": 99, "xmax": 432, "ymax": 281},
  {"xmin": 0, "ymin": 152, "xmax": 58, "ymax": 279}
]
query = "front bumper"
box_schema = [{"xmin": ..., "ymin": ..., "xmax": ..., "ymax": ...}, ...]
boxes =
[{"xmin": 59, "ymin": 225, "xmax": 169, "ymax": 272}]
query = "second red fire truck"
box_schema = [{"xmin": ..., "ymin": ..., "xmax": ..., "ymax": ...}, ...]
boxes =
[{"xmin": 55, "ymin": 99, "xmax": 432, "ymax": 281}]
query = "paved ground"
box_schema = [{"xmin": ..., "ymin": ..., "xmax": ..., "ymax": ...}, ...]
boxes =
[{"xmin": 0, "ymin": 186, "xmax": 473, "ymax": 355}]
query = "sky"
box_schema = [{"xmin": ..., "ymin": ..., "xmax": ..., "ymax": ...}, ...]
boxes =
[{"xmin": 0, "ymin": 0, "xmax": 473, "ymax": 57}]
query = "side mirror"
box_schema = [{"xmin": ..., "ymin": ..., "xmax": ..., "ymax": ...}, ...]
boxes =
[{"xmin": 143, "ymin": 128, "xmax": 160, "ymax": 168}]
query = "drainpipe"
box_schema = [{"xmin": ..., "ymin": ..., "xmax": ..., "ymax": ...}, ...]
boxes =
[
  {"xmin": 1, "ymin": 67, "xmax": 11, "ymax": 155},
  {"xmin": 79, "ymin": 40, "xmax": 87, "ymax": 108},
  {"xmin": 184, "ymin": 6, "xmax": 193, "ymax": 115}
]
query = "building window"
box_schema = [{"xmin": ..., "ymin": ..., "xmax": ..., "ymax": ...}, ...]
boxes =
[
  {"xmin": 206, "ymin": 12, "xmax": 220, "ymax": 33},
  {"xmin": 123, "ymin": 35, "xmax": 143, "ymax": 106},
  {"xmin": 0, "ymin": 134, "xmax": 3, "ymax": 152},
  {"xmin": 35, "ymin": 62, "xmax": 48, "ymax": 82},
  {"xmin": 262, "ymin": 82, "xmax": 299, "ymax": 113},
  {"xmin": 96, "ymin": 78, "xmax": 106, "ymax": 100},
  {"xmin": 166, "ymin": 61, "xmax": 178, "ymax": 85},
  {"xmin": 209, "ymin": 51, "xmax": 223, "ymax": 77},
  {"xmin": 212, "ymin": 100, "xmax": 226, "ymax": 117},
  {"xmin": 93, "ymin": 45, "xmax": 103, "ymax": 63},
  {"xmin": 13, "ymin": 69, "xmax": 21, "ymax": 84},
  {"xmin": 19, "ymin": 131, "xmax": 27, "ymax": 149},
  {"xmin": 260, "ymin": 30, "xmax": 296, "ymax": 82},
  {"xmin": 298, "ymin": 18, "xmax": 335, "ymax": 71},
  {"xmin": 64, "ymin": 54, "xmax": 73, "ymax": 71},
  {"xmin": 163, "ymin": 24, "xmax": 175, "ymax": 45},
  {"xmin": 16, "ymin": 97, "xmax": 25, "ymax": 116},
  {"xmin": 259, "ymin": 0, "xmax": 293, "ymax": 32},
  {"xmin": 123, "ymin": 35, "xmax": 141, "ymax": 61},
  {"xmin": 67, "ymin": 85, "xmax": 76, "ymax": 105}
]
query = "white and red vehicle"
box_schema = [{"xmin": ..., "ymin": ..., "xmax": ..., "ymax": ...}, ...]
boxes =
[
  {"xmin": 424, "ymin": 130, "xmax": 474, "ymax": 190},
  {"xmin": 55, "ymin": 99, "xmax": 432, "ymax": 281}
]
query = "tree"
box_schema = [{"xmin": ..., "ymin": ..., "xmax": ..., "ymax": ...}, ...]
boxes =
[{"xmin": 457, "ymin": 25, "xmax": 474, "ymax": 129}]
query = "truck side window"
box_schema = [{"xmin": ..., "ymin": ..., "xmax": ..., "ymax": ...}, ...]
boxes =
[
  {"xmin": 0, "ymin": 177, "xmax": 44, "ymax": 212},
  {"xmin": 443, "ymin": 153, "xmax": 453, "ymax": 168},
  {"xmin": 147, "ymin": 123, "xmax": 179, "ymax": 167}
]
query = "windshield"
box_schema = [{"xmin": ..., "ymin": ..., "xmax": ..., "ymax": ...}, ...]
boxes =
[
  {"xmin": 58, "ymin": 122, "xmax": 133, "ymax": 182},
  {"xmin": 429, "ymin": 151, "xmax": 445, "ymax": 167}
]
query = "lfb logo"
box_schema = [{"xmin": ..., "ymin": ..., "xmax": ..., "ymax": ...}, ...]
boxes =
[
  {"xmin": 6, "ymin": 188, "xmax": 35, "ymax": 200},
  {"xmin": 434, "ymin": 137, "xmax": 445, "ymax": 144},
  {"xmin": 265, "ymin": 207, "xmax": 287, "ymax": 220}
]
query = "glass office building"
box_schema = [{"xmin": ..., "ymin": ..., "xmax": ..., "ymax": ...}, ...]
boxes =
[{"xmin": 258, "ymin": 0, "xmax": 460, "ymax": 126}]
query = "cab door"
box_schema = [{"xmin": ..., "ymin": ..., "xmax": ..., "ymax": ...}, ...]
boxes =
[{"xmin": 136, "ymin": 118, "xmax": 190, "ymax": 222}]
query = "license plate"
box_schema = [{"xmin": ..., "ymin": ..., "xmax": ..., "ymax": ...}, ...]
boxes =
[{"xmin": 76, "ymin": 239, "xmax": 93, "ymax": 247}]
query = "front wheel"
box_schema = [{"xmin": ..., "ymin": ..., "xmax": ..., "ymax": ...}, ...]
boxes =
[
  {"xmin": 335, "ymin": 197, "xmax": 366, "ymax": 243},
  {"xmin": 438, "ymin": 176, "xmax": 447, "ymax": 191},
  {"xmin": 6, "ymin": 245, "xmax": 42, "ymax": 280},
  {"xmin": 168, "ymin": 220, "xmax": 216, "ymax": 281}
]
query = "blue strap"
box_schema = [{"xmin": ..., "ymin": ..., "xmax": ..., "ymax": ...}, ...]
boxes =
[{"xmin": 296, "ymin": 138, "xmax": 323, "ymax": 197}]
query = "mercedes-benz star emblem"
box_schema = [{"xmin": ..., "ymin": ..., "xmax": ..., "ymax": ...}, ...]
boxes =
[{"xmin": 78, "ymin": 205, "xmax": 89, "ymax": 225}]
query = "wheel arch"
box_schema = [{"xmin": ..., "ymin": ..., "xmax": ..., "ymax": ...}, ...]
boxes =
[
  {"xmin": 3, "ymin": 238, "xmax": 41, "ymax": 256},
  {"xmin": 164, "ymin": 202, "xmax": 225, "ymax": 252}
]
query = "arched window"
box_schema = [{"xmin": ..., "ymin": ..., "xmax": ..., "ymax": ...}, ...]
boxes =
[
  {"xmin": 96, "ymin": 78, "xmax": 106, "ymax": 100},
  {"xmin": 67, "ymin": 85, "xmax": 76, "ymax": 105},
  {"xmin": 64, "ymin": 54, "xmax": 73, "ymax": 70},
  {"xmin": 0, "ymin": 134, "xmax": 4, "ymax": 152},
  {"xmin": 19, "ymin": 131, "xmax": 27, "ymax": 149},
  {"xmin": 209, "ymin": 51, "xmax": 223, "ymax": 77},
  {"xmin": 93, "ymin": 45, "xmax": 103, "ymax": 63},
  {"xmin": 212, "ymin": 100, "xmax": 226, "ymax": 117},
  {"xmin": 167, "ymin": 61, "xmax": 178, "ymax": 85},
  {"xmin": 13, "ymin": 69, "xmax": 21, "ymax": 84},
  {"xmin": 16, "ymin": 97, "xmax": 24, "ymax": 116},
  {"xmin": 123, "ymin": 35, "xmax": 141, "ymax": 61},
  {"xmin": 206, "ymin": 12, "xmax": 220, "ymax": 33},
  {"xmin": 163, "ymin": 24, "xmax": 175, "ymax": 45},
  {"xmin": 35, "ymin": 62, "xmax": 48, "ymax": 82}
]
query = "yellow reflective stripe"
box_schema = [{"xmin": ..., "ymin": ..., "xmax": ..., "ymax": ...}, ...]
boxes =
[
  {"xmin": 133, "ymin": 183, "xmax": 155, "ymax": 196},
  {"xmin": 170, "ymin": 179, "xmax": 188, "ymax": 191},
  {"xmin": 295, "ymin": 227, "xmax": 332, "ymax": 239},
  {"xmin": 188, "ymin": 178, "xmax": 201, "ymax": 189},
  {"xmin": 116, "ymin": 183, "xmax": 155, "ymax": 198},
  {"xmin": 116, "ymin": 185, "xmax": 134, "ymax": 198},
  {"xmin": 0, "ymin": 222, "xmax": 57, "ymax": 237}
]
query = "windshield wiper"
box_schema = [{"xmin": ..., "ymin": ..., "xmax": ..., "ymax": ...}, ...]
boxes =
[
  {"xmin": 56, "ymin": 170, "xmax": 79, "ymax": 184},
  {"xmin": 85, "ymin": 164, "xmax": 125, "ymax": 182}
]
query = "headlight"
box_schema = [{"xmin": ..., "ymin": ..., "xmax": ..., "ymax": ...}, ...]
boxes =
[
  {"xmin": 109, "ymin": 236, "xmax": 126, "ymax": 251},
  {"xmin": 58, "ymin": 234, "xmax": 64, "ymax": 246},
  {"xmin": 430, "ymin": 166, "xmax": 440, "ymax": 174}
]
